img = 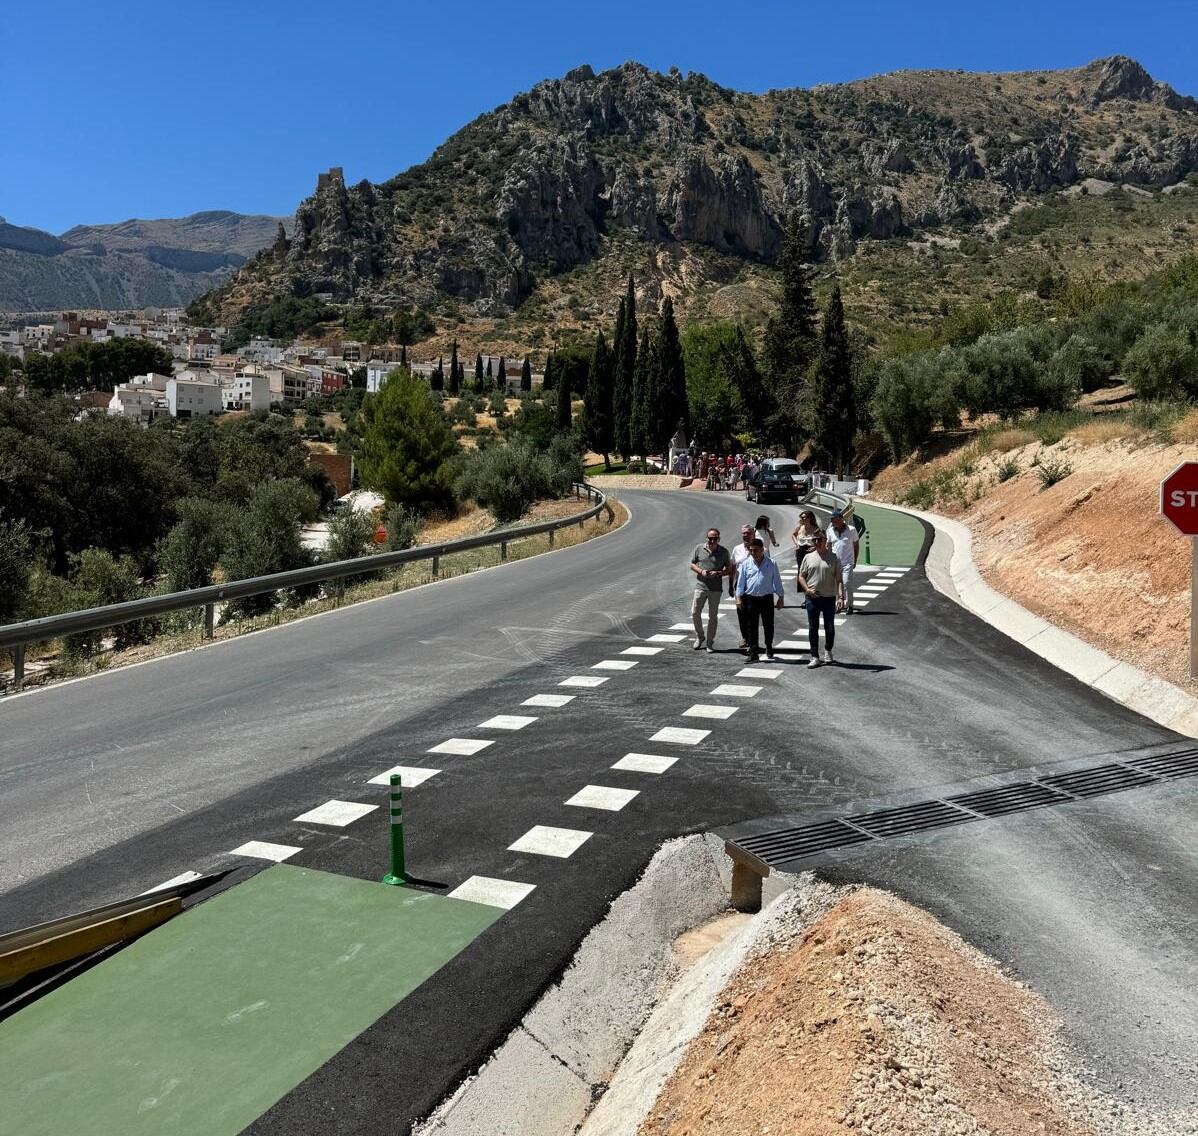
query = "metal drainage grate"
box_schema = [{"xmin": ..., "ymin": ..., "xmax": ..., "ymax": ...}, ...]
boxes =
[
  {"xmin": 737, "ymin": 819, "xmax": 872, "ymax": 862},
  {"xmin": 847, "ymin": 800, "xmax": 974, "ymax": 838},
  {"xmin": 1125, "ymin": 748, "xmax": 1198, "ymax": 781},
  {"xmin": 1039, "ymin": 763, "xmax": 1157, "ymax": 798},
  {"xmin": 946, "ymin": 781, "xmax": 1070, "ymax": 817}
]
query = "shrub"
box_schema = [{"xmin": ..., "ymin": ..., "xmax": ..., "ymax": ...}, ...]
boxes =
[
  {"xmin": 1123, "ymin": 323, "xmax": 1198, "ymax": 400},
  {"xmin": 1036, "ymin": 455, "xmax": 1073, "ymax": 490},
  {"xmin": 456, "ymin": 439, "xmax": 554, "ymax": 524},
  {"xmin": 63, "ymin": 548, "xmax": 154, "ymax": 657},
  {"xmin": 382, "ymin": 504, "xmax": 421, "ymax": 551},
  {"xmin": 1049, "ymin": 334, "xmax": 1109, "ymax": 394},
  {"xmin": 1129, "ymin": 399, "xmax": 1189, "ymax": 440},
  {"xmin": 995, "ymin": 457, "xmax": 1021, "ymax": 482},
  {"xmin": 324, "ymin": 507, "xmax": 379, "ymax": 563}
]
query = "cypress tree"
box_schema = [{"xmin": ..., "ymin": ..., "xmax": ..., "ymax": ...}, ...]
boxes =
[
  {"xmin": 542, "ymin": 352, "xmax": 555, "ymax": 392},
  {"xmin": 612, "ymin": 275, "xmax": 637, "ymax": 460},
  {"xmin": 647, "ymin": 297, "xmax": 688, "ymax": 458},
  {"xmin": 448, "ymin": 340, "xmax": 460, "ymax": 394},
  {"xmin": 556, "ymin": 362, "xmax": 572, "ymax": 432},
  {"xmin": 520, "ymin": 356, "xmax": 532, "ymax": 392},
  {"xmin": 806, "ymin": 285, "xmax": 856, "ymax": 474},
  {"xmin": 497, "ymin": 356, "xmax": 507, "ymax": 390},
  {"xmin": 630, "ymin": 328, "xmax": 652, "ymax": 459},
  {"xmin": 474, "ymin": 352, "xmax": 485, "ymax": 393},
  {"xmin": 485, "ymin": 357, "xmax": 493, "ymax": 379},
  {"xmin": 430, "ymin": 356, "xmax": 444, "ymax": 391},
  {"xmin": 400, "ymin": 344, "xmax": 407, "ymax": 367},
  {"xmin": 583, "ymin": 330, "xmax": 614, "ymax": 469}
]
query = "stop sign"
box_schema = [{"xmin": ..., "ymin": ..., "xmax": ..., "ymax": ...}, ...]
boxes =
[{"xmin": 1161, "ymin": 462, "xmax": 1198, "ymax": 535}]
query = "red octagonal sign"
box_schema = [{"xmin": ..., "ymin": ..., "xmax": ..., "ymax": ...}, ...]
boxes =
[{"xmin": 1161, "ymin": 462, "xmax": 1198, "ymax": 535}]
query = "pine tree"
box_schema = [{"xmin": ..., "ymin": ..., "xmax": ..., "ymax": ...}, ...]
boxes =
[
  {"xmin": 474, "ymin": 353, "xmax": 485, "ymax": 393},
  {"xmin": 612, "ymin": 276, "xmax": 637, "ymax": 459},
  {"xmin": 497, "ymin": 356, "xmax": 507, "ymax": 390},
  {"xmin": 763, "ymin": 212, "xmax": 818, "ymax": 450},
  {"xmin": 646, "ymin": 297, "xmax": 688, "ymax": 458},
  {"xmin": 722, "ymin": 325, "xmax": 773, "ymax": 435},
  {"xmin": 583, "ymin": 330, "xmax": 614, "ymax": 469},
  {"xmin": 630, "ymin": 328, "xmax": 652, "ymax": 459},
  {"xmin": 448, "ymin": 340, "xmax": 460, "ymax": 394},
  {"xmin": 542, "ymin": 352, "xmax": 555, "ymax": 392},
  {"xmin": 556, "ymin": 361, "xmax": 572, "ymax": 432},
  {"xmin": 806, "ymin": 285, "xmax": 856, "ymax": 474}
]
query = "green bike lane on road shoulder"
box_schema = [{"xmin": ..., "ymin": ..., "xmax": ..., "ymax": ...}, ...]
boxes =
[
  {"xmin": 0, "ymin": 865, "xmax": 501, "ymax": 1136},
  {"xmin": 852, "ymin": 501, "xmax": 927, "ymax": 567}
]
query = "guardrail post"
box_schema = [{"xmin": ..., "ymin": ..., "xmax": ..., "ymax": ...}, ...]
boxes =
[
  {"xmin": 13, "ymin": 644, "xmax": 24, "ymax": 693},
  {"xmin": 382, "ymin": 773, "xmax": 408, "ymax": 886},
  {"xmin": 431, "ymin": 555, "xmax": 439, "ymax": 578},
  {"xmin": 500, "ymin": 541, "xmax": 507, "ymax": 561},
  {"xmin": 203, "ymin": 603, "xmax": 215, "ymax": 640},
  {"xmin": 549, "ymin": 529, "xmax": 555, "ymax": 548}
]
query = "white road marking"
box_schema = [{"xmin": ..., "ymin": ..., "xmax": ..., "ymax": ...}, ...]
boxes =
[
  {"xmin": 710, "ymin": 684, "xmax": 761, "ymax": 697},
  {"xmin": 646, "ymin": 633, "xmax": 688, "ymax": 643},
  {"xmin": 522, "ymin": 694, "xmax": 575, "ymax": 707},
  {"xmin": 229, "ymin": 840, "xmax": 301, "ymax": 863},
  {"xmin": 478, "ymin": 714, "xmax": 538, "ymax": 730},
  {"xmin": 509, "ymin": 825, "xmax": 593, "ymax": 858},
  {"xmin": 294, "ymin": 800, "xmax": 378, "ymax": 826},
  {"xmin": 565, "ymin": 784, "xmax": 640, "ymax": 811},
  {"xmin": 682, "ymin": 703, "xmax": 738, "ymax": 720},
  {"xmin": 367, "ymin": 765, "xmax": 440, "ymax": 787},
  {"xmin": 428, "ymin": 737, "xmax": 494, "ymax": 755},
  {"xmin": 593, "ymin": 659, "xmax": 638, "ymax": 670},
  {"xmin": 670, "ymin": 622, "xmax": 695, "ymax": 631},
  {"xmin": 621, "ymin": 646, "xmax": 665, "ymax": 656},
  {"xmin": 448, "ymin": 876, "xmax": 536, "ymax": 910},
  {"xmin": 612, "ymin": 753, "xmax": 677, "ymax": 774},
  {"xmin": 559, "ymin": 675, "xmax": 610, "ymax": 687},
  {"xmin": 140, "ymin": 870, "xmax": 203, "ymax": 895},
  {"xmin": 854, "ymin": 599, "xmax": 872, "ymax": 608},
  {"xmin": 774, "ymin": 640, "xmax": 808, "ymax": 651},
  {"xmin": 649, "ymin": 726, "xmax": 711, "ymax": 745},
  {"xmin": 735, "ymin": 667, "xmax": 782, "ymax": 679}
]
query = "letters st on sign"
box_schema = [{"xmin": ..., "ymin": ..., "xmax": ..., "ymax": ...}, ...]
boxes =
[{"xmin": 1160, "ymin": 461, "xmax": 1198, "ymax": 678}]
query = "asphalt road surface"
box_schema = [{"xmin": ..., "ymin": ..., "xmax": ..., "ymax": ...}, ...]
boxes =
[{"xmin": 2, "ymin": 487, "xmax": 1195, "ymax": 1131}]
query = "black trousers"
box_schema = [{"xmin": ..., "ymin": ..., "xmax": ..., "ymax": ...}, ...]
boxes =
[{"xmin": 742, "ymin": 595, "xmax": 775, "ymax": 653}]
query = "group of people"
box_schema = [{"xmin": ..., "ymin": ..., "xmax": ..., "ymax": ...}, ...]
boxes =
[{"xmin": 689, "ymin": 509, "xmax": 860, "ymax": 668}]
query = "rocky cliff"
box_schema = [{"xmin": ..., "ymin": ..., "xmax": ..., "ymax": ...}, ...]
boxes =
[{"xmin": 203, "ymin": 55, "xmax": 1198, "ymax": 325}]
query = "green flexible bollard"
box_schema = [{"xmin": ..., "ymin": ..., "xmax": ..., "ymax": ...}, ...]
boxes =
[{"xmin": 382, "ymin": 773, "xmax": 409, "ymax": 886}]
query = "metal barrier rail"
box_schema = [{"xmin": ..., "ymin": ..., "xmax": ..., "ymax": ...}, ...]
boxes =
[{"xmin": 0, "ymin": 482, "xmax": 610, "ymax": 693}]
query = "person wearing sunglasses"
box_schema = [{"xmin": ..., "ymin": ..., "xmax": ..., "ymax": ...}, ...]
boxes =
[{"xmin": 689, "ymin": 527, "xmax": 730, "ymax": 652}]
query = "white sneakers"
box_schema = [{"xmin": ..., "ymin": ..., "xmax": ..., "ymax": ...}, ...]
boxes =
[
  {"xmin": 808, "ymin": 651, "xmax": 835, "ymax": 669},
  {"xmin": 824, "ymin": 650, "xmax": 834, "ymax": 664},
  {"xmin": 808, "ymin": 657, "xmax": 821, "ymax": 668}
]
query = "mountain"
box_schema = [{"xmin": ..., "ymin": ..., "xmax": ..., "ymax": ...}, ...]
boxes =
[
  {"xmin": 198, "ymin": 55, "xmax": 1198, "ymax": 340},
  {"xmin": 0, "ymin": 211, "xmax": 288, "ymax": 312}
]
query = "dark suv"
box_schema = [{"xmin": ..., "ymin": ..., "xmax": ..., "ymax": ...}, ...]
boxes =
[{"xmin": 746, "ymin": 468, "xmax": 799, "ymax": 504}]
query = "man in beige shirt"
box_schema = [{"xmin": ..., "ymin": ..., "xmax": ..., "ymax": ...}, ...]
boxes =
[{"xmin": 797, "ymin": 532, "xmax": 845, "ymax": 668}]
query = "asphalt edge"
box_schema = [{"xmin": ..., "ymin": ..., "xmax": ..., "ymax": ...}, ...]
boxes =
[
  {"xmin": 411, "ymin": 834, "xmax": 816, "ymax": 1136},
  {"xmin": 864, "ymin": 498, "xmax": 1198, "ymax": 738}
]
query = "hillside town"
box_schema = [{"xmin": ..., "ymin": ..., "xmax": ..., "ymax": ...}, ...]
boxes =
[{"xmin": 0, "ymin": 307, "xmax": 541, "ymax": 423}]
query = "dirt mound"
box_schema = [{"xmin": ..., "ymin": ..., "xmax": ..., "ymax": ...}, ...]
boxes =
[{"xmin": 640, "ymin": 888, "xmax": 1091, "ymax": 1136}]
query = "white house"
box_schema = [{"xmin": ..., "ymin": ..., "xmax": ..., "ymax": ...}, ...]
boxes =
[
  {"xmin": 108, "ymin": 385, "xmax": 166, "ymax": 423},
  {"xmin": 188, "ymin": 332, "xmax": 219, "ymax": 361},
  {"xmin": 166, "ymin": 377, "xmax": 223, "ymax": 419},
  {"xmin": 366, "ymin": 360, "xmax": 398, "ymax": 392},
  {"xmin": 223, "ymin": 369, "xmax": 271, "ymax": 412}
]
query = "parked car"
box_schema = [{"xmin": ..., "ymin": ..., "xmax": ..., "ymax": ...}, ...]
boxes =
[
  {"xmin": 759, "ymin": 457, "xmax": 810, "ymax": 494},
  {"xmin": 746, "ymin": 468, "xmax": 800, "ymax": 504}
]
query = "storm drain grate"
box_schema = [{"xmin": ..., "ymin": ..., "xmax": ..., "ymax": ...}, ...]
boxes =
[
  {"xmin": 946, "ymin": 781, "xmax": 1070, "ymax": 817},
  {"xmin": 1038, "ymin": 763, "xmax": 1157, "ymax": 798},
  {"xmin": 737, "ymin": 819, "xmax": 873, "ymax": 862},
  {"xmin": 1124, "ymin": 748, "xmax": 1198, "ymax": 781},
  {"xmin": 847, "ymin": 800, "xmax": 974, "ymax": 837}
]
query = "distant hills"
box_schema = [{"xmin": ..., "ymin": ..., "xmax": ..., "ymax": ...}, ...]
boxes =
[
  {"xmin": 0, "ymin": 211, "xmax": 288, "ymax": 312},
  {"xmin": 193, "ymin": 54, "xmax": 1198, "ymax": 345}
]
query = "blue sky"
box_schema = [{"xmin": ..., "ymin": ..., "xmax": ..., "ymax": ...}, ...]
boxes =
[{"xmin": 5, "ymin": 0, "xmax": 1195, "ymax": 233}]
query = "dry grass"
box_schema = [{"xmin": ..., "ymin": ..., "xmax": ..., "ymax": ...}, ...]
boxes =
[
  {"xmin": 986, "ymin": 428, "xmax": 1038, "ymax": 452},
  {"xmin": 1067, "ymin": 419, "xmax": 1144, "ymax": 445},
  {"xmin": 1169, "ymin": 408, "xmax": 1198, "ymax": 445}
]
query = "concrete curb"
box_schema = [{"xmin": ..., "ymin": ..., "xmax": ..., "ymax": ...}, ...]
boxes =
[
  {"xmin": 865, "ymin": 498, "xmax": 1198, "ymax": 738},
  {"xmin": 412, "ymin": 834, "xmax": 804, "ymax": 1136}
]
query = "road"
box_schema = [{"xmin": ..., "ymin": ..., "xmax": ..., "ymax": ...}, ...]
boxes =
[{"xmin": 2, "ymin": 487, "xmax": 1195, "ymax": 1131}]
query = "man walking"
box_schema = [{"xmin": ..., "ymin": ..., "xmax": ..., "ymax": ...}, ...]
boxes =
[
  {"xmin": 729, "ymin": 524, "xmax": 755, "ymax": 651},
  {"xmin": 689, "ymin": 527, "xmax": 730, "ymax": 652},
  {"xmin": 798, "ymin": 532, "xmax": 845, "ymax": 667},
  {"xmin": 827, "ymin": 510, "xmax": 859, "ymax": 613},
  {"xmin": 734, "ymin": 538, "xmax": 784, "ymax": 662}
]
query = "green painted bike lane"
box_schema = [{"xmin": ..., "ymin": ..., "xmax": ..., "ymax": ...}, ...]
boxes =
[
  {"xmin": 0, "ymin": 866, "xmax": 501, "ymax": 1136},
  {"xmin": 852, "ymin": 501, "xmax": 927, "ymax": 567}
]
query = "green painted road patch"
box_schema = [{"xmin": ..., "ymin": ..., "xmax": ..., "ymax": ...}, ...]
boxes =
[
  {"xmin": 853, "ymin": 502, "xmax": 926, "ymax": 567},
  {"xmin": 0, "ymin": 866, "xmax": 502, "ymax": 1136}
]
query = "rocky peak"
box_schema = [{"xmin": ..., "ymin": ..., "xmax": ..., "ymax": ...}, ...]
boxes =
[{"xmin": 1088, "ymin": 55, "xmax": 1198, "ymax": 112}]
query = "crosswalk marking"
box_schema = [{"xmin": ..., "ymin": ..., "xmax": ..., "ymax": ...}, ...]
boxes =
[
  {"xmin": 649, "ymin": 726, "xmax": 711, "ymax": 745},
  {"xmin": 367, "ymin": 766, "xmax": 440, "ymax": 787},
  {"xmin": 565, "ymin": 784, "xmax": 640, "ymax": 811},
  {"xmin": 448, "ymin": 876, "xmax": 536, "ymax": 909},
  {"xmin": 294, "ymin": 800, "xmax": 378, "ymax": 826},
  {"xmin": 611, "ymin": 753, "xmax": 677, "ymax": 773},
  {"xmin": 508, "ymin": 825, "xmax": 593, "ymax": 858}
]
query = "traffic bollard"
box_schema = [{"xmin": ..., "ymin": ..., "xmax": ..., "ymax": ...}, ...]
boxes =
[
  {"xmin": 381, "ymin": 773, "xmax": 408, "ymax": 886},
  {"xmin": 862, "ymin": 530, "xmax": 871, "ymax": 565}
]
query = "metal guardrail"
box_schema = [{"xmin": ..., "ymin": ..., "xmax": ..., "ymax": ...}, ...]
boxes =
[{"xmin": 0, "ymin": 482, "xmax": 610, "ymax": 693}]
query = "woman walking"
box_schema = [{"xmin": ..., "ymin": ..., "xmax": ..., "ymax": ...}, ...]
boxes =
[
  {"xmin": 754, "ymin": 514, "xmax": 779, "ymax": 559},
  {"xmin": 790, "ymin": 509, "xmax": 821, "ymax": 580}
]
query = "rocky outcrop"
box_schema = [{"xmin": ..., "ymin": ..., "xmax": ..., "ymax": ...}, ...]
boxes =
[
  {"xmin": 1088, "ymin": 55, "xmax": 1198, "ymax": 112},
  {"xmin": 994, "ymin": 135, "xmax": 1079, "ymax": 192},
  {"xmin": 661, "ymin": 151, "xmax": 782, "ymax": 259}
]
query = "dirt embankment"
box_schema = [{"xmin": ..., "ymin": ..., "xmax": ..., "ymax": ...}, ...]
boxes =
[
  {"xmin": 875, "ymin": 424, "xmax": 1198, "ymax": 693},
  {"xmin": 641, "ymin": 888, "xmax": 1093, "ymax": 1136}
]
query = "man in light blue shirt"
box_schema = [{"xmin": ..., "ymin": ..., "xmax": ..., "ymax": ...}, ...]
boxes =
[{"xmin": 734, "ymin": 538, "xmax": 785, "ymax": 661}]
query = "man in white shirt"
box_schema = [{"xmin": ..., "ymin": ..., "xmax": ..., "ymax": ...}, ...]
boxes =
[
  {"xmin": 827, "ymin": 511, "xmax": 859, "ymax": 613},
  {"xmin": 729, "ymin": 525, "xmax": 755, "ymax": 651}
]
